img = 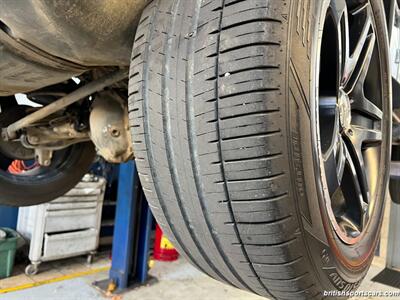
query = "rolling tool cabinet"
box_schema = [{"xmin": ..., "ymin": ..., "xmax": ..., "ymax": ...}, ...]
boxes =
[{"xmin": 17, "ymin": 175, "xmax": 106, "ymax": 275}]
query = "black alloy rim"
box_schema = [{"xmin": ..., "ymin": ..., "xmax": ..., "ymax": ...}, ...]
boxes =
[{"xmin": 318, "ymin": 0, "xmax": 386, "ymax": 244}]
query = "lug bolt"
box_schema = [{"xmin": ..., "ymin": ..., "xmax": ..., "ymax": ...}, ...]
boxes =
[
  {"xmin": 348, "ymin": 129, "xmax": 354, "ymax": 136},
  {"xmin": 111, "ymin": 129, "xmax": 120, "ymax": 138}
]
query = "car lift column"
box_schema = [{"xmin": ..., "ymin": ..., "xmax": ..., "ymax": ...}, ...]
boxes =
[{"xmin": 108, "ymin": 160, "xmax": 154, "ymax": 290}]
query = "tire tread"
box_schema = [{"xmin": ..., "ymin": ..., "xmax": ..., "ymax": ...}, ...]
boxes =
[{"xmin": 129, "ymin": 0, "xmax": 321, "ymax": 299}]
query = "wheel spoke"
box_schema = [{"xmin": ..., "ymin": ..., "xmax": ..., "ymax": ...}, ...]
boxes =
[
  {"xmin": 342, "ymin": 145, "xmax": 369, "ymax": 229},
  {"xmin": 319, "ymin": 96, "xmax": 339, "ymax": 154},
  {"xmin": 324, "ymin": 150, "xmax": 340, "ymax": 197},
  {"xmin": 345, "ymin": 27, "xmax": 382, "ymax": 120},
  {"xmin": 343, "ymin": 145, "xmax": 364, "ymax": 204},
  {"xmin": 346, "ymin": 33, "xmax": 376, "ymax": 94},
  {"xmin": 350, "ymin": 125, "xmax": 382, "ymax": 145},
  {"xmin": 342, "ymin": 2, "xmax": 373, "ymax": 85},
  {"xmin": 343, "ymin": 125, "xmax": 379, "ymax": 205},
  {"xmin": 330, "ymin": 0, "xmax": 347, "ymax": 19},
  {"xmin": 330, "ymin": 0, "xmax": 348, "ymax": 83},
  {"xmin": 323, "ymin": 136, "xmax": 346, "ymax": 197},
  {"xmin": 336, "ymin": 213, "xmax": 361, "ymax": 237},
  {"xmin": 351, "ymin": 93, "xmax": 383, "ymax": 120},
  {"xmin": 337, "ymin": 138, "xmax": 346, "ymax": 184}
]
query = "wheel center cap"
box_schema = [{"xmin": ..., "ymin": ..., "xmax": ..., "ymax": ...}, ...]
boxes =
[{"xmin": 338, "ymin": 90, "xmax": 351, "ymax": 129}]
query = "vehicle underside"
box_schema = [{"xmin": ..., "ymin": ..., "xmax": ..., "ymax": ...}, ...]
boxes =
[{"xmin": 1, "ymin": 0, "xmax": 400, "ymax": 299}]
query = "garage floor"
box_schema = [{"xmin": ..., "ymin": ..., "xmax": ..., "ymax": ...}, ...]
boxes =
[
  {"xmin": 0, "ymin": 255, "xmax": 397, "ymax": 300},
  {"xmin": 0, "ymin": 253, "xmax": 111, "ymax": 294}
]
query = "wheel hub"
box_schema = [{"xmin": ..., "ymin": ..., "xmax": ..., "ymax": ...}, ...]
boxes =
[{"xmin": 338, "ymin": 89, "xmax": 351, "ymax": 130}]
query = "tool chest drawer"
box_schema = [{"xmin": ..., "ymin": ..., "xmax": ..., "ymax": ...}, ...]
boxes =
[
  {"xmin": 43, "ymin": 229, "xmax": 98, "ymax": 259},
  {"xmin": 44, "ymin": 208, "xmax": 99, "ymax": 233}
]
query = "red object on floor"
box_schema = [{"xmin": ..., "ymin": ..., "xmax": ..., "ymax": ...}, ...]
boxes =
[{"xmin": 153, "ymin": 224, "xmax": 179, "ymax": 261}]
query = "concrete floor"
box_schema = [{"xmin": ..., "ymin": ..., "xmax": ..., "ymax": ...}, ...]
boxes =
[
  {"xmin": 0, "ymin": 256, "xmax": 398, "ymax": 300},
  {"xmin": 0, "ymin": 258, "xmax": 266, "ymax": 300},
  {"xmin": 0, "ymin": 253, "xmax": 111, "ymax": 291}
]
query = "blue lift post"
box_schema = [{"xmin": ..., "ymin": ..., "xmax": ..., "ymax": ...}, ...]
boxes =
[
  {"xmin": 0, "ymin": 206, "xmax": 18, "ymax": 229},
  {"xmin": 107, "ymin": 160, "xmax": 154, "ymax": 290}
]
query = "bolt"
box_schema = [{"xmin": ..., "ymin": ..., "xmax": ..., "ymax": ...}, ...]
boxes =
[
  {"xmin": 111, "ymin": 129, "xmax": 120, "ymax": 138},
  {"xmin": 43, "ymin": 160, "xmax": 51, "ymax": 166},
  {"xmin": 348, "ymin": 129, "xmax": 354, "ymax": 136}
]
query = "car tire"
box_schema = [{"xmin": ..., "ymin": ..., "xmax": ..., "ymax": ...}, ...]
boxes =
[
  {"xmin": 129, "ymin": 0, "xmax": 392, "ymax": 298},
  {"xmin": 0, "ymin": 106, "xmax": 96, "ymax": 207}
]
